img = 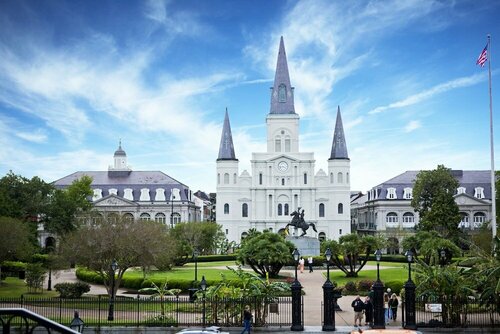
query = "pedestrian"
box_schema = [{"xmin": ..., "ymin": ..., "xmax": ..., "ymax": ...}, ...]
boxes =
[
  {"xmin": 351, "ymin": 295, "xmax": 364, "ymax": 326},
  {"xmin": 240, "ymin": 305, "xmax": 252, "ymax": 334},
  {"xmin": 364, "ymin": 295, "xmax": 373, "ymax": 326},
  {"xmin": 389, "ymin": 293, "xmax": 399, "ymax": 321},
  {"xmin": 307, "ymin": 256, "xmax": 313, "ymax": 273},
  {"xmin": 384, "ymin": 288, "xmax": 392, "ymax": 323},
  {"xmin": 298, "ymin": 257, "xmax": 305, "ymax": 273}
]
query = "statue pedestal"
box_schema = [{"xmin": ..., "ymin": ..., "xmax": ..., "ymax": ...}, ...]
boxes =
[{"xmin": 286, "ymin": 236, "xmax": 320, "ymax": 256}]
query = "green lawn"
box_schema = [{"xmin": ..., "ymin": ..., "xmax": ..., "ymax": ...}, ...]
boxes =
[
  {"xmin": 125, "ymin": 266, "xmax": 240, "ymax": 281},
  {"xmin": 183, "ymin": 260, "xmax": 239, "ymax": 268},
  {"xmin": 325, "ymin": 261, "xmax": 408, "ymax": 286},
  {"xmin": 0, "ymin": 277, "xmax": 59, "ymax": 298}
]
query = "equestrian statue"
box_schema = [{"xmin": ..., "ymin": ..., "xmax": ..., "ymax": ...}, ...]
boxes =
[{"xmin": 285, "ymin": 208, "xmax": 317, "ymax": 237}]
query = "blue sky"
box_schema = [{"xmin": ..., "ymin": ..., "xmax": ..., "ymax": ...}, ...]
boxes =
[{"xmin": 0, "ymin": 0, "xmax": 499, "ymax": 194}]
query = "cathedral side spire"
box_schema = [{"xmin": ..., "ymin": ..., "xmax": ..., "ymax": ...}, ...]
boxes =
[
  {"xmin": 270, "ymin": 36, "xmax": 295, "ymax": 114},
  {"xmin": 329, "ymin": 106, "xmax": 349, "ymax": 160},
  {"xmin": 217, "ymin": 108, "xmax": 238, "ymax": 161}
]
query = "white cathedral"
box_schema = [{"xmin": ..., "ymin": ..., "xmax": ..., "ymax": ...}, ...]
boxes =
[{"xmin": 216, "ymin": 37, "xmax": 351, "ymax": 243}]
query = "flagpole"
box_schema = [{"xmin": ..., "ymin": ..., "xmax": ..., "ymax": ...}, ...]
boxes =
[{"xmin": 487, "ymin": 34, "xmax": 497, "ymax": 240}]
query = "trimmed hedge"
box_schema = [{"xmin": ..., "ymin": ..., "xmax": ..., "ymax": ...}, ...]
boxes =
[
  {"xmin": 188, "ymin": 255, "xmax": 237, "ymax": 263},
  {"xmin": 75, "ymin": 267, "xmax": 232, "ymax": 292},
  {"xmin": 1, "ymin": 261, "xmax": 27, "ymax": 272}
]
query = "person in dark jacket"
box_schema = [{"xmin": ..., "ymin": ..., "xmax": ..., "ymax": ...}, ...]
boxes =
[
  {"xmin": 364, "ymin": 295, "xmax": 373, "ymax": 326},
  {"xmin": 388, "ymin": 293, "xmax": 399, "ymax": 321},
  {"xmin": 351, "ymin": 295, "xmax": 365, "ymax": 326},
  {"xmin": 241, "ymin": 305, "xmax": 252, "ymax": 334}
]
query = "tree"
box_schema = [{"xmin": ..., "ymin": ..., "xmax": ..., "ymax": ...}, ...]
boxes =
[
  {"xmin": 321, "ymin": 233, "xmax": 385, "ymax": 277},
  {"xmin": 61, "ymin": 214, "xmax": 175, "ymax": 297},
  {"xmin": 411, "ymin": 165, "xmax": 461, "ymax": 240},
  {"xmin": 236, "ymin": 230, "xmax": 295, "ymax": 278},
  {"xmin": 402, "ymin": 230, "xmax": 461, "ymax": 264},
  {"xmin": 44, "ymin": 176, "xmax": 93, "ymax": 235},
  {"xmin": 169, "ymin": 221, "xmax": 225, "ymax": 264},
  {"xmin": 139, "ymin": 281, "xmax": 181, "ymax": 318},
  {"xmin": 0, "ymin": 172, "xmax": 53, "ymax": 221},
  {"xmin": 0, "ymin": 216, "xmax": 34, "ymax": 282}
]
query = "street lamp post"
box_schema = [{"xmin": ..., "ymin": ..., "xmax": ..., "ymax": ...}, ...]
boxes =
[
  {"xmin": 404, "ymin": 250, "xmax": 417, "ymax": 329},
  {"xmin": 439, "ymin": 248, "xmax": 447, "ymax": 267},
  {"xmin": 291, "ymin": 248, "xmax": 303, "ymax": 331},
  {"xmin": 70, "ymin": 311, "xmax": 85, "ymax": 333},
  {"xmin": 107, "ymin": 260, "xmax": 118, "ymax": 321},
  {"xmin": 189, "ymin": 250, "xmax": 200, "ymax": 302},
  {"xmin": 372, "ymin": 249, "xmax": 385, "ymax": 329},
  {"xmin": 322, "ymin": 248, "xmax": 335, "ymax": 331},
  {"xmin": 200, "ymin": 275, "xmax": 207, "ymax": 328},
  {"xmin": 47, "ymin": 267, "xmax": 52, "ymax": 291}
]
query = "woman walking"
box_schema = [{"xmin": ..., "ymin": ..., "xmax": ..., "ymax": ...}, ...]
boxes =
[{"xmin": 388, "ymin": 293, "xmax": 399, "ymax": 321}]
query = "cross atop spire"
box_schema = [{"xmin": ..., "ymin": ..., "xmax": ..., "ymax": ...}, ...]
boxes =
[
  {"xmin": 217, "ymin": 108, "xmax": 238, "ymax": 161},
  {"xmin": 329, "ymin": 106, "xmax": 349, "ymax": 160},
  {"xmin": 270, "ymin": 36, "xmax": 295, "ymax": 114}
]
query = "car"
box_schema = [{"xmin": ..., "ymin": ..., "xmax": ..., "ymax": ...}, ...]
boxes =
[
  {"xmin": 350, "ymin": 329, "xmax": 423, "ymax": 334},
  {"xmin": 175, "ymin": 326, "xmax": 230, "ymax": 334}
]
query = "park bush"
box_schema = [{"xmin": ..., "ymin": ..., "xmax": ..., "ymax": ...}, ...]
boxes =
[
  {"xmin": 75, "ymin": 268, "xmax": 104, "ymax": 284},
  {"xmin": 25, "ymin": 263, "xmax": 46, "ymax": 293},
  {"xmin": 385, "ymin": 280, "xmax": 405, "ymax": 295},
  {"xmin": 343, "ymin": 281, "xmax": 357, "ymax": 293},
  {"xmin": 54, "ymin": 282, "xmax": 90, "ymax": 298},
  {"xmin": 357, "ymin": 280, "xmax": 375, "ymax": 292}
]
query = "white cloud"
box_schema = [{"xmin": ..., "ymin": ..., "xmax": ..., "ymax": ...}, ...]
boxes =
[
  {"xmin": 404, "ymin": 120, "xmax": 422, "ymax": 133},
  {"xmin": 369, "ymin": 73, "xmax": 486, "ymax": 114},
  {"xmin": 15, "ymin": 130, "xmax": 48, "ymax": 143}
]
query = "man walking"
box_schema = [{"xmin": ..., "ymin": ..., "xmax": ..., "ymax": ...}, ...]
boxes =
[
  {"xmin": 351, "ymin": 295, "xmax": 365, "ymax": 327},
  {"xmin": 307, "ymin": 256, "xmax": 313, "ymax": 273}
]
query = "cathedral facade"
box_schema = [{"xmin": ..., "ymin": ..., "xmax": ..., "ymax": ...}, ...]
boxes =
[{"xmin": 216, "ymin": 37, "xmax": 351, "ymax": 243}]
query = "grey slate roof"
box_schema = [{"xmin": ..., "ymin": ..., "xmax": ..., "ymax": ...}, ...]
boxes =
[
  {"xmin": 329, "ymin": 106, "xmax": 349, "ymax": 160},
  {"xmin": 269, "ymin": 36, "xmax": 296, "ymax": 115},
  {"xmin": 53, "ymin": 171, "xmax": 191, "ymax": 202},
  {"xmin": 217, "ymin": 109, "xmax": 237, "ymax": 161},
  {"xmin": 371, "ymin": 170, "xmax": 492, "ymax": 200}
]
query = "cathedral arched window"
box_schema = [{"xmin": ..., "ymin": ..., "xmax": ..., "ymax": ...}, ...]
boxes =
[
  {"xmin": 319, "ymin": 203, "xmax": 325, "ymax": 217},
  {"xmin": 338, "ymin": 203, "xmax": 343, "ymax": 214},
  {"xmin": 242, "ymin": 203, "xmax": 248, "ymax": 217},
  {"xmin": 337, "ymin": 172, "xmax": 343, "ymax": 183},
  {"xmin": 275, "ymin": 138, "xmax": 281, "ymax": 152},
  {"xmin": 217, "ymin": 173, "xmax": 220, "ymax": 184},
  {"xmin": 285, "ymin": 137, "xmax": 291, "ymax": 152},
  {"xmin": 304, "ymin": 173, "xmax": 308, "ymax": 185},
  {"xmin": 233, "ymin": 173, "xmax": 237, "ymax": 184},
  {"xmin": 346, "ymin": 172, "xmax": 350, "ymax": 183},
  {"xmin": 284, "ymin": 203, "xmax": 289, "ymax": 215},
  {"xmin": 140, "ymin": 213, "xmax": 151, "ymax": 221},
  {"xmin": 224, "ymin": 173, "xmax": 229, "ymax": 184},
  {"xmin": 278, "ymin": 204, "xmax": 283, "ymax": 216},
  {"xmin": 224, "ymin": 203, "xmax": 229, "ymax": 214},
  {"xmin": 259, "ymin": 173, "xmax": 263, "ymax": 185},
  {"xmin": 330, "ymin": 173, "xmax": 334, "ymax": 184},
  {"xmin": 278, "ymin": 84, "xmax": 286, "ymax": 102}
]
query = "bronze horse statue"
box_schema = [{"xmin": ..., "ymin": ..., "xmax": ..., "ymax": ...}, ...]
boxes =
[{"xmin": 285, "ymin": 208, "xmax": 317, "ymax": 236}]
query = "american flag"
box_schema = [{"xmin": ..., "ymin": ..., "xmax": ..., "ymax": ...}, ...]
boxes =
[{"xmin": 476, "ymin": 44, "xmax": 488, "ymax": 67}]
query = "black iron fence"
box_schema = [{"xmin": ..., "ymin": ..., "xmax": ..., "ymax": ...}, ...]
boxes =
[
  {"xmin": 402, "ymin": 295, "xmax": 500, "ymax": 328},
  {"xmin": 0, "ymin": 295, "xmax": 293, "ymax": 328}
]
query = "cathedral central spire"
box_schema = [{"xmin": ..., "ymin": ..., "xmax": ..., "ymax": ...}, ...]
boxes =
[
  {"xmin": 217, "ymin": 108, "xmax": 238, "ymax": 161},
  {"xmin": 329, "ymin": 106, "xmax": 349, "ymax": 160},
  {"xmin": 270, "ymin": 36, "xmax": 295, "ymax": 114}
]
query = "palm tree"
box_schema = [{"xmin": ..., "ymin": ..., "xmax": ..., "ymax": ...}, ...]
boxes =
[{"xmin": 139, "ymin": 281, "xmax": 181, "ymax": 318}]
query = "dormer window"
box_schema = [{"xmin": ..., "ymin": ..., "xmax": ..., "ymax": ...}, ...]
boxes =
[
  {"xmin": 108, "ymin": 188, "xmax": 118, "ymax": 196},
  {"xmin": 474, "ymin": 187, "xmax": 485, "ymax": 199},
  {"xmin": 155, "ymin": 188, "xmax": 166, "ymax": 201},
  {"xmin": 93, "ymin": 189, "xmax": 102, "ymax": 201},
  {"xmin": 140, "ymin": 188, "xmax": 150, "ymax": 201},
  {"xmin": 278, "ymin": 84, "xmax": 286, "ymax": 102},
  {"xmin": 457, "ymin": 187, "xmax": 466, "ymax": 195},
  {"xmin": 124, "ymin": 188, "xmax": 133, "ymax": 201},
  {"xmin": 403, "ymin": 187, "xmax": 412, "ymax": 199},
  {"xmin": 387, "ymin": 188, "xmax": 397, "ymax": 199}
]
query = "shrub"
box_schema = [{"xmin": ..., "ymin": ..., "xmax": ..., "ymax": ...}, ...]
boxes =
[
  {"xmin": 54, "ymin": 282, "xmax": 90, "ymax": 298},
  {"xmin": 344, "ymin": 281, "xmax": 357, "ymax": 293},
  {"xmin": 25, "ymin": 263, "xmax": 46, "ymax": 293},
  {"xmin": 385, "ymin": 280, "xmax": 405, "ymax": 295},
  {"xmin": 75, "ymin": 268, "xmax": 104, "ymax": 284},
  {"xmin": 357, "ymin": 280, "xmax": 375, "ymax": 292}
]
